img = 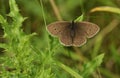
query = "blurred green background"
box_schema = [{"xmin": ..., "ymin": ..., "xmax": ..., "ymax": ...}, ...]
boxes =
[{"xmin": 0, "ymin": 0, "xmax": 120, "ymax": 78}]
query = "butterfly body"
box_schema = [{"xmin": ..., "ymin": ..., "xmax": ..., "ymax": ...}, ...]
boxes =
[
  {"xmin": 70, "ymin": 21, "xmax": 76, "ymax": 43},
  {"xmin": 47, "ymin": 21, "xmax": 100, "ymax": 47}
]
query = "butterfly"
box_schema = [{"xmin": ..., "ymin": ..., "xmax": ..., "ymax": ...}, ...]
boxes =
[{"xmin": 47, "ymin": 21, "xmax": 100, "ymax": 47}]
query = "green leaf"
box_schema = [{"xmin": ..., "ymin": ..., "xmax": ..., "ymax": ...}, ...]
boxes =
[
  {"xmin": 0, "ymin": 44, "xmax": 6, "ymax": 49},
  {"xmin": 81, "ymin": 53, "xmax": 104, "ymax": 77},
  {"xmin": 57, "ymin": 61, "xmax": 83, "ymax": 78},
  {"xmin": 74, "ymin": 14, "xmax": 84, "ymax": 22},
  {"xmin": 9, "ymin": 0, "xmax": 19, "ymax": 16},
  {"xmin": 0, "ymin": 15, "xmax": 6, "ymax": 24}
]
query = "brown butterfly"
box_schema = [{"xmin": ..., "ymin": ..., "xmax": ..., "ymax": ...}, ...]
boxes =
[{"xmin": 47, "ymin": 21, "xmax": 100, "ymax": 47}]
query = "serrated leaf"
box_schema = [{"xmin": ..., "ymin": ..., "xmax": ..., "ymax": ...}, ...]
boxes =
[{"xmin": 0, "ymin": 15, "xmax": 6, "ymax": 24}]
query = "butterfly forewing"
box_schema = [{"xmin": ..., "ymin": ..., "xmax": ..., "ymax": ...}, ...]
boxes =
[
  {"xmin": 47, "ymin": 21, "xmax": 71, "ymax": 37},
  {"xmin": 76, "ymin": 22, "xmax": 100, "ymax": 38}
]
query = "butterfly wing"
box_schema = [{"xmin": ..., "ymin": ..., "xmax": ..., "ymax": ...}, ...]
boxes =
[
  {"xmin": 47, "ymin": 21, "xmax": 71, "ymax": 37},
  {"xmin": 76, "ymin": 21, "xmax": 100, "ymax": 38},
  {"xmin": 59, "ymin": 27, "xmax": 72, "ymax": 46},
  {"xmin": 72, "ymin": 21, "xmax": 99, "ymax": 47},
  {"xmin": 73, "ymin": 27, "xmax": 87, "ymax": 47}
]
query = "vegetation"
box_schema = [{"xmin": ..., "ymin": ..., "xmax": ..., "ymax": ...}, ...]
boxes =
[{"xmin": 0, "ymin": 0, "xmax": 120, "ymax": 78}]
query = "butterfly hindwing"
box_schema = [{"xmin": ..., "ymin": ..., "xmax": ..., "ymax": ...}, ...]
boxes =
[
  {"xmin": 73, "ymin": 26, "xmax": 87, "ymax": 46},
  {"xmin": 59, "ymin": 26, "xmax": 72, "ymax": 46}
]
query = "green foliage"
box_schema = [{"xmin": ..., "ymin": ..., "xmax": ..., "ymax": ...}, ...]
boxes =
[
  {"xmin": 0, "ymin": 0, "xmax": 120, "ymax": 78},
  {"xmin": 81, "ymin": 54, "xmax": 104, "ymax": 77},
  {"xmin": 57, "ymin": 61, "xmax": 83, "ymax": 78},
  {"xmin": 55, "ymin": 54, "xmax": 104, "ymax": 78},
  {"xmin": 0, "ymin": 0, "xmax": 54, "ymax": 78}
]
